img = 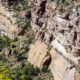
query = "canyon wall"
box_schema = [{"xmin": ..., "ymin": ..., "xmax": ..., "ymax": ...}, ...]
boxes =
[
  {"xmin": 28, "ymin": 0, "xmax": 80, "ymax": 80},
  {"xmin": 0, "ymin": 0, "xmax": 80, "ymax": 80},
  {"xmin": 0, "ymin": 3, "xmax": 18, "ymax": 39}
]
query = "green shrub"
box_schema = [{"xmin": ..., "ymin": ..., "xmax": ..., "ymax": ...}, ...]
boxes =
[
  {"xmin": 12, "ymin": 0, "xmax": 31, "ymax": 32},
  {"xmin": 0, "ymin": 36, "xmax": 11, "ymax": 51}
]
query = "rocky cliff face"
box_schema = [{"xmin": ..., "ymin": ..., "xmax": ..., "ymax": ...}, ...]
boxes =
[
  {"xmin": 28, "ymin": 0, "xmax": 80, "ymax": 80},
  {"xmin": 0, "ymin": 3, "xmax": 18, "ymax": 39},
  {"xmin": 0, "ymin": 0, "xmax": 80, "ymax": 80}
]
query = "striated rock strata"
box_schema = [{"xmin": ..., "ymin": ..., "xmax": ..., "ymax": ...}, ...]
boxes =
[{"xmin": 28, "ymin": 0, "xmax": 80, "ymax": 80}]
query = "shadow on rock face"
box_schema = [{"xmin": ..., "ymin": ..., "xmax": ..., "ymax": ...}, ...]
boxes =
[
  {"xmin": 37, "ymin": 0, "xmax": 47, "ymax": 17},
  {"xmin": 7, "ymin": 0, "xmax": 19, "ymax": 6},
  {"xmin": 43, "ymin": 54, "xmax": 52, "ymax": 69}
]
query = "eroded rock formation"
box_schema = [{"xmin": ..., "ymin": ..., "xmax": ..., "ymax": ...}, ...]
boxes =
[
  {"xmin": 28, "ymin": 0, "xmax": 80, "ymax": 80},
  {"xmin": 0, "ymin": 3, "xmax": 18, "ymax": 39}
]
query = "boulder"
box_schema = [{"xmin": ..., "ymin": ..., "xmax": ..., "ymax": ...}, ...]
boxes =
[{"xmin": 28, "ymin": 40, "xmax": 49, "ymax": 68}]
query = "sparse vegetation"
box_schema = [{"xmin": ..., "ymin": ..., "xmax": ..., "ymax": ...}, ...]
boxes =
[
  {"xmin": 0, "ymin": 36, "xmax": 11, "ymax": 52},
  {"xmin": 0, "ymin": 34, "xmax": 53, "ymax": 80},
  {"xmin": 2, "ymin": 0, "xmax": 80, "ymax": 80}
]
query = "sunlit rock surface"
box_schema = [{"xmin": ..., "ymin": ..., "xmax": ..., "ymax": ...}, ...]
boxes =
[
  {"xmin": 0, "ymin": 4, "xmax": 18, "ymax": 39},
  {"xmin": 28, "ymin": 0, "xmax": 80, "ymax": 80}
]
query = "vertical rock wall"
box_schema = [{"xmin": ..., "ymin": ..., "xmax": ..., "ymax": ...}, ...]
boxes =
[{"xmin": 28, "ymin": 0, "xmax": 80, "ymax": 80}]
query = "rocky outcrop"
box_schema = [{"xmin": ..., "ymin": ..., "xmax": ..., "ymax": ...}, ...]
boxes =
[
  {"xmin": 49, "ymin": 48, "xmax": 77, "ymax": 80},
  {"xmin": 28, "ymin": 40, "xmax": 80, "ymax": 80},
  {"xmin": 0, "ymin": 4, "xmax": 18, "ymax": 39},
  {"xmin": 28, "ymin": 0, "xmax": 80, "ymax": 80},
  {"xmin": 28, "ymin": 40, "xmax": 50, "ymax": 68}
]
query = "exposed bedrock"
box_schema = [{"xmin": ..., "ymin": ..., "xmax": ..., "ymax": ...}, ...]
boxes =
[
  {"xmin": 28, "ymin": 0, "xmax": 80, "ymax": 80},
  {"xmin": 0, "ymin": 4, "xmax": 18, "ymax": 39}
]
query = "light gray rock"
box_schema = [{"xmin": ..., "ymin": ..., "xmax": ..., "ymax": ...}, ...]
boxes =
[{"xmin": 28, "ymin": 0, "xmax": 80, "ymax": 80}]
